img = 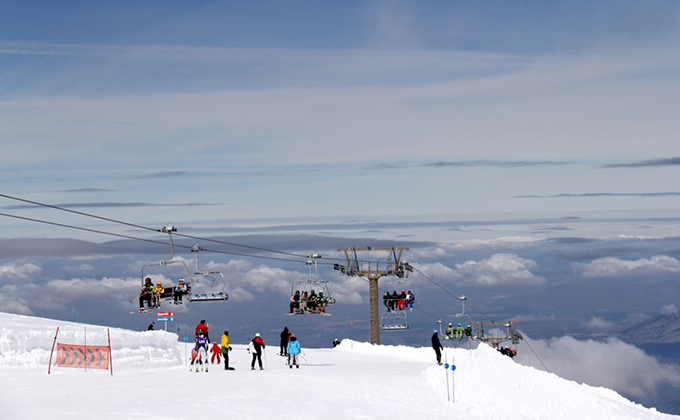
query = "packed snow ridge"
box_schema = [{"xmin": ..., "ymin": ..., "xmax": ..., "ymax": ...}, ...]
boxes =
[{"xmin": 0, "ymin": 312, "xmax": 676, "ymax": 420}]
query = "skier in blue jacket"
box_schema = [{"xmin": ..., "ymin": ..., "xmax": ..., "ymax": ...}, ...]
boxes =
[{"xmin": 286, "ymin": 334, "xmax": 301, "ymax": 369}]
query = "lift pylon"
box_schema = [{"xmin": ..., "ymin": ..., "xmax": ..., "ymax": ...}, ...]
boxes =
[{"xmin": 335, "ymin": 247, "xmax": 411, "ymax": 345}]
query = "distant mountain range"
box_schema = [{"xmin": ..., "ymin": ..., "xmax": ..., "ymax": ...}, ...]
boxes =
[{"xmin": 621, "ymin": 314, "xmax": 680, "ymax": 344}]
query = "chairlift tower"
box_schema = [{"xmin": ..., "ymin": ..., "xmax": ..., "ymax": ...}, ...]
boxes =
[{"xmin": 335, "ymin": 247, "xmax": 411, "ymax": 345}]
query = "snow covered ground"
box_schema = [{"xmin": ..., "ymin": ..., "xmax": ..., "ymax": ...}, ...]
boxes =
[{"xmin": 0, "ymin": 312, "xmax": 676, "ymax": 420}]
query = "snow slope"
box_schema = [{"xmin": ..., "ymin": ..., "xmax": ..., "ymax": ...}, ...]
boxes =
[{"xmin": 0, "ymin": 312, "xmax": 676, "ymax": 420}]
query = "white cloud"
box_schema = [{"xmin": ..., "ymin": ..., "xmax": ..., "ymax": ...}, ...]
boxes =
[
  {"xmin": 515, "ymin": 335, "xmax": 680, "ymax": 399},
  {"xmin": 661, "ymin": 304, "xmax": 678, "ymax": 317},
  {"xmin": 584, "ymin": 315, "xmax": 615, "ymax": 332},
  {"xmin": 455, "ymin": 253, "xmax": 544, "ymax": 286},
  {"xmin": 575, "ymin": 255, "xmax": 680, "ymax": 278},
  {"xmin": 0, "ymin": 263, "xmax": 42, "ymax": 284},
  {"xmin": 412, "ymin": 254, "xmax": 544, "ymax": 286}
]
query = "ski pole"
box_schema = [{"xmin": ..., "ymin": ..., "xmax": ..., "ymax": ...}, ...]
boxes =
[{"xmin": 263, "ymin": 348, "xmax": 268, "ymax": 369}]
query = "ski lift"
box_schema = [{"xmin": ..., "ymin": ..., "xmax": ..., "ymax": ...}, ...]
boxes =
[
  {"xmin": 380, "ymin": 309, "xmax": 408, "ymax": 331},
  {"xmin": 289, "ymin": 254, "xmax": 336, "ymax": 315},
  {"xmin": 188, "ymin": 244, "xmax": 229, "ymax": 302},
  {"xmin": 472, "ymin": 320, "xmax": 523, "ymax": 349}
]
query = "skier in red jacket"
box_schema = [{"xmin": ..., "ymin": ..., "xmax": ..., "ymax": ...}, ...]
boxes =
[
  {"xmin": 210, "ymin": 342, "xmax": 221, "ymax": 364},
  {"xmin": 195, "ymin": 320, "xmax": 210, "ymax": 342}
]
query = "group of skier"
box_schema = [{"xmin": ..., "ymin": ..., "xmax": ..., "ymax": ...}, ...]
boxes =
[
  {"xmin": 189, "ymin": 321, "xmax": 303, "ymax": 371},
  {"xmin": 289, "ymin": 289, "xmax": 329, "ymax": 314},
  {"xmin": 382, "ymin": 290, "xmax": 415, "ymax": 312},
  {"xmin": 138, "ymin": 277, "xmax": 189, "ymax": 312}
]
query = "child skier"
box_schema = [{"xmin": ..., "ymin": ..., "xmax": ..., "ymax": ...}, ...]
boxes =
[{"xmin": 210, "ymin": 342, "xmax": 221, "ymax": 364}]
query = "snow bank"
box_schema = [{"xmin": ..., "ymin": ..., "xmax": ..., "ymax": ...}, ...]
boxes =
[{"xmin": 0, "ymin": 313, "xmax": 181, "ymax": 370}]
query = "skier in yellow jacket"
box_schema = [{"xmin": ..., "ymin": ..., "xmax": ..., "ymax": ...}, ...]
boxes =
[{"xmin": 221, "ymin": 331, "xmax": 234, "ymax": 370}]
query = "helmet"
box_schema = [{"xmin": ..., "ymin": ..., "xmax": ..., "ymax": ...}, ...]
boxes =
[
  {"xmin": 457, "ymin": 323, "xmax": 462, "ymax": 326},
  {"xmin": 179, "ymin": 278, "xmax": 184, "ymax": 283},
  {"xmin": 448, "ymin": 323, "xmax": 452, "ymax": 326},
  {"xmin": 433, "ymin": 330, "xmax": 438, "ymax": 334},
  {"xmin": 157, "ymin": 281, "xmax": 162, "ymax": 285},
  {"xmin": 255, "ymin": 333, "xmax": 260, "ymax": 337},
  {"xmin": 198, "ymin": 329, "xmax": 204, "ymax": 335}
]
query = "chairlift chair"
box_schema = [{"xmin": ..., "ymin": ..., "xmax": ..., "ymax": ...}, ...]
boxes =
[{"xmin": 188, "ymin": 244, "xmax": 229, "ymax": 302}]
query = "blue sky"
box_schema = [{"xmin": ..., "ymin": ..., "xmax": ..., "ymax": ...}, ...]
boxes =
[
  {"xmin": 2, "ymin": 2, "xmax": 680, "ymax": 411},
  {"xmin": 1, "ymin": 0, "xmax": 680, "ymax": 230}
]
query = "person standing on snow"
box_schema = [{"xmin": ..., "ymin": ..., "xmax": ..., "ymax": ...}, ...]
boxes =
[
  {"xmin": 248, "ymin": 333, "xmax": 266, "ymax": 370},
  {"xmin": 194, "ymin": 331, "xmax": 209, "ymax": 372},
  {"xmin": 287, "ymin": 334, "xmax": 301, "ymax": 369},
  {"xmin": 210, "ymin": 342, "xmax": 221, "ymax": 364},
  {"xmin": 195, "ymin": 320, "xmax": 210, "ymax": 343},
  {"xmin": 280, "ymin": 327, "xmax": 291, "ymax": 356},
  {"xmin": 431, "ymin": 330, "xmax": 443, "ymax": 365},
  {"xmin": 221, "ymin": 331, "xmax": 234, "ymax": 370}
]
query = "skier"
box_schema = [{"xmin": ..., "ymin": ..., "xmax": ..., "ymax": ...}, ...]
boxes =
[
  {"xmin": 280, "ymin": 327, "xmax": 291, "ymax": 356},
  {"xmin": 464, "ymin": 324, "xmax": 473, "ymax": 338},
  {"xmin": 445, "ymin": 323, "xmax": 454, "ymax": 340},
  {"xmin": 147, "ymin": 322, "xmax": 155, "ymax": 331},
  {"xmin": 332, "ymin": 338, "xmax": 341, "ymax": 348},
  {"xmin": 173, "ymin": 278, "xmax": 188, "ymax": 304},
  {"xmin": 397, "ymin": 290, "xmax": 407, "ymax": 310},
  {"xmin": 405, "ymin": 290, "xmax": 415, "ymax": 309},
  {"xmin": 431, "ymin": 330, "xmax": 443, "ymax": 365},
  {"xmin": 455, "ymin": 323, "xmax": 464, "ymax": 340},
  {"xmin": 210, "ymin": 342, "xmax": 221, "ymax": 364},
  {"xmin": 138, "ymin": 277, "xmax": 154, "ymax": 312},
  {"xmin": 195, "ymin": 320, "xmax": 210, "ymax": 342},
  {"xmin": 317, "ymin": 291, "xmax": 328, "ymax": 313},
  {"xmin": 290, "ymin": 290, "xmax": 301, "ymax": 314},
  {"xmin": 383, "ymin": 291, "xmax": 391, "ymax": 311},
  {"xmin": 248, "ymin": 333, "xmax": 266, "ymax": 370},
  {"xmin": 221, "ymin": 331, "xmax": 234, "ymax": 370},
  {"xmin": 194, "ymin": 331, "xmax": 209, "ymax": 372},
  {"xmin": 286, "ymin": 334, "xmax": 301, "ymax": 369},
  {"xmin": 153, "ymin": 281, "xmax": 164, "ymax": 308}
]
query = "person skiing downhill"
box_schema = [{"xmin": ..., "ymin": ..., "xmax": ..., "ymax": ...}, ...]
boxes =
[
  {"xmin": 287, "ymin": 334, "xmax": 301, "ymax": 369},
  {"xmin": 248, "ymin": 333, "xmax": 266, "ymax": 370},
  {"xmin": 431, "ymin": 330, "xmax": 443, "ymax": 365}
]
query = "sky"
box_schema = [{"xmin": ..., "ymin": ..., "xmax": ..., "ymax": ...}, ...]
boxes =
[
  {"xmin": 2, "ymin": 0, "xmax": 680, "ymax": 413},
  {"xmin": 2, "ymin": 312, "xmax": 678, "ymax": 419}
]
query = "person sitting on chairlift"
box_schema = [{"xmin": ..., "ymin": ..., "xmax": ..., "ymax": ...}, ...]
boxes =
[
  {"xmin": 317, "ymin": 291, "xmax": 328, "ymax": 312},
  {"xmin": 301, "ymin": 291, "xmax": 309, "ymax": 312},
  {"xmin": 383, "ymin": 291, "xmax": 391, "ymax": 311},
  {"xmin": 445, "ymin": 323, "xmax": 454, "ymax": 340},
  {"xmin": 290, "ymin": 290, "xmax": 301, "ymax": 314},
  {"xmin": 390, "ymin": 291, "xmax": 399, "ymax": 311},
  {"xmin": 308, "ymin": 290, "xmax": 317, "ymax": 311},
  {"xmin": 405, "ymin": 290, "xmax": 415, "ymax": 309},
  {"xmin": 139, "ymin": 277, "xmax": 154, "ymax": 312},
  {"xmin": 397, "ymin": 290, "xmax": 407, "ymax": 310},
  {"xmin": 174, "ymin": 278, "xmax": 188, "ymax": 304},
  {"xmin": 153, "ymin": 281, "xmax": 164, "ymax": 308}
]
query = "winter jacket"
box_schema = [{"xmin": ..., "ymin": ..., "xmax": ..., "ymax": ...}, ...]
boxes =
[
  {"xmin": 431, "ymin": 333, "xmax": 443, "ymax": 350},
  {"xmin": 287, "ymin": 338, "xmax": 301, "ymax": 355},
  {"xmin": 210, "ymin": 343, "xmax": 221, "ymax": 355},
  {"xmin": 195, "ymin": 334, "xmax": 209, "ymax": 349},
  {"xmin": 249, "ymin": 336, "xmax": 265, "ymax": 354},
  {"xmin": 280, "ymin": 328, "xmax": 290, "ymax": 345},
  {"xmin": 221, "ymin": 334, "xmax": 230, "ymax": 352},
  {"xmin": 195, "ymin": 322, "xmax": 209, "ymax": 336}
]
